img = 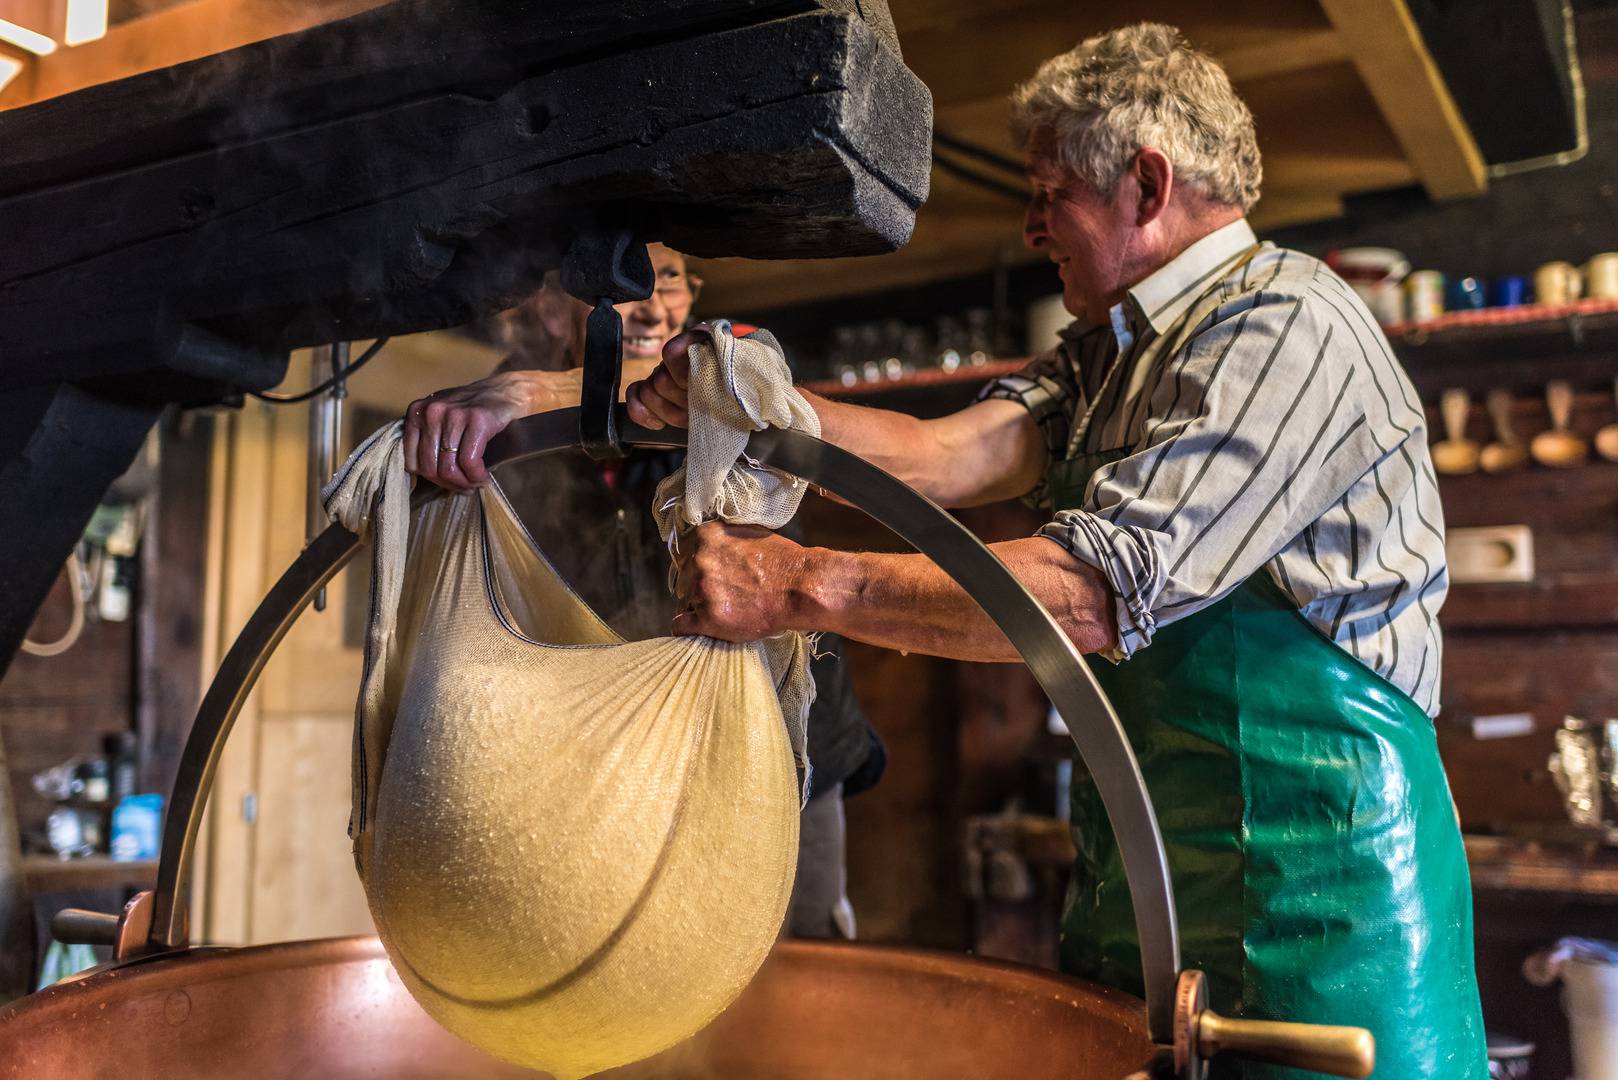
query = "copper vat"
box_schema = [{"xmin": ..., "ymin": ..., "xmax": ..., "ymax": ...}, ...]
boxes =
[{"xmin": 0, "ymin": 937, "xmax": 1152, "ymax": 1078}]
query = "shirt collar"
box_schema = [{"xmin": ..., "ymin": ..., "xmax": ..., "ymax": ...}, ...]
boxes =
[{"xmin": 1125, "ymin": 218, "xmax": 1258, "ymax": 335}]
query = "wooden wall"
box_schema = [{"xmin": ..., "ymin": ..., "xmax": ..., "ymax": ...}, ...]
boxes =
[
  {"xmin": 0, "ymin": 412, "xmax": 214, "ymax": 851},
  {"xmin": 0, "ymin": 572, "xmax": 136, "ymax": 844}
]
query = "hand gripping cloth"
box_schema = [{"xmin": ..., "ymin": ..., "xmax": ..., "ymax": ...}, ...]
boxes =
[{"xmin": 323, "ymin": 321, "xmax": 818, "ymax": 1079}]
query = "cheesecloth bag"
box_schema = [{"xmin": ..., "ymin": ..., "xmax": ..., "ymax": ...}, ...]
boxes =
[{"xmin": 322, "ymin": 321, "xmax": 817, "ymax": 1079}]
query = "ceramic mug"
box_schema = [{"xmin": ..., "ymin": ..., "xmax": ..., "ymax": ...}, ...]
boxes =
[
  {"xmin": 1585, "ymin": 252, "xmax": 1618, "ymax": 300},
  {"xmin": 1331, "ymin": 247, "xmax": 1410, "ymax": 327},
  {"xmin": 1404, "ymin": 270, "xmax": 1446, "ymax": 323},
  {"xmin": 1535, "ymin": 261, "xmax": 1584, "ymax": 306},
  {"xmin": 1492, "ymin": 276, "xmax": 1529, "ymax": 307}
]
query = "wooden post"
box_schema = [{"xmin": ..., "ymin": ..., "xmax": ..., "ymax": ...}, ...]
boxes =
[{"xmin": 0, "ymin": 724, "xmax": 34, "ymax": 1002}]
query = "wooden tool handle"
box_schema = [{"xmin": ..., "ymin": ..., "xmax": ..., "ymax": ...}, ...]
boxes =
[
  {"xmin": 1440, "ymin": 388, "xmax": 1471, "ymax": 443},
  {"xmin": 1199, "ymin": 1011, "xmax": 1375, "ymax": 1079},
  {"xmin": 1485, "ymin": 388, "xmax": 1518, "ymax": 443},
  {"xmin": 1547, "ymin": 380, "xmax": 1575, "ymax": 432}
]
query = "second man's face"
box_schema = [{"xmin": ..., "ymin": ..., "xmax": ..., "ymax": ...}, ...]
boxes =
[{"xmin": 616, "ymin": 244, "xmax": 698, "ymax": 360}]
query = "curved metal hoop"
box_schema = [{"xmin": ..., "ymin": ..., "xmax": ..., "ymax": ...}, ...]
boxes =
[{"xmin": 151, "ymin": 406, "xmax": 1181, "ymax": 1040}]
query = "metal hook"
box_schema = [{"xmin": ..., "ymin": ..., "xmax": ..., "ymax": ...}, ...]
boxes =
[{"xmin": 560, "ymin": 227, "xmax": 654, "ymax": 460}]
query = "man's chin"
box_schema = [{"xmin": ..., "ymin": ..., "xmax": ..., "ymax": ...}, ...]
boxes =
[{"xmin": 1061, "ymin": 290, "xmax": 1088, "ymax": 323}]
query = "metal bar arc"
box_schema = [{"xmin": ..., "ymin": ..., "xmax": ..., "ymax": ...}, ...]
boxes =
[{"xmin": 151, "ymin": 406, "xmax": 1180, "ymax": 1040}]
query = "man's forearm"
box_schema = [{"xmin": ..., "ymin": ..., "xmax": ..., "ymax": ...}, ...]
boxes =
[
  {"xmin": 787, "ymin": 535, "xmax": 1119, "ymax": 661},
  {"xmin": 803, "ymin": 392, "xmax": 1044, "ymax": 508},
  {"xmin": 803, "ymin": 391, "xmax": 944, "ymax": 497}
]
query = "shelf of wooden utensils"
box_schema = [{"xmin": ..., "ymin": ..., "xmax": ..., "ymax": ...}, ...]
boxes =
[
  {"xmin": 21, "ymin": 855, "xmax": 157, "ymax": 895},
  {"xmin": 1426, "ymin": 381, "xmax": 1618, "ymax": 477},
  {"xmin": 1396, "ymin": 301, "xmax": 1618, "ymax": 402},
  {"xmin": 802, "ymin": 357, "xmax": 1027, "ymax": 398}
]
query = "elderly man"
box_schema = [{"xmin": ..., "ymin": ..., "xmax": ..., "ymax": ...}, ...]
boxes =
[{"xmin": 629, "ymin": 23, "xmax": 1485, "ymax": 1079}]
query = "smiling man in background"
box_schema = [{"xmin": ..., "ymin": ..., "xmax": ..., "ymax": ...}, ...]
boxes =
[{"xmin": 403, "ymin": 243, "xmax": 884, "ymax": 942}]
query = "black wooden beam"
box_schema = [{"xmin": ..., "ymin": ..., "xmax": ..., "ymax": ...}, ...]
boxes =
[
  {"xmin": 0, "ymin": 5, "xmax": 929, "ymax": 390},
  {"xmin": 0, "ymin": 0, "xmax": 930, "ymax": 678}
]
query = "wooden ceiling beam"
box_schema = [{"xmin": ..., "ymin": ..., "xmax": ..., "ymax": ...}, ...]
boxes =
[
  {"xmin": 1316, "ymin": 0, "xmax": 1486, "ymax": 200},
  {"xmin": 0, "ymin": 0, "xmax": 386, "ymax": 110},
  {"xmin": 902, "ymin": 0, "xmax": 1340, "ymax": 110}
]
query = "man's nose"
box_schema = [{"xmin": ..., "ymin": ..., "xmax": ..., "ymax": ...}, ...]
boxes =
[
  {"xmin": 621, "ymin": 291, "xmax": 670, "ymax": 329},
  {"xmin": 1023, "ymin": 199, "xmax": 1047, "ymax": 251}
]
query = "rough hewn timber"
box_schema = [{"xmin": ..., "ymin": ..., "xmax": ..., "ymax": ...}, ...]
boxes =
[
  {"xmin": 0, "ymin": 0, "xmax": 930, "ymax": 678},
  {"xmin": 0, "ymin": 6, "xmax": 929, "ymax": 390}
]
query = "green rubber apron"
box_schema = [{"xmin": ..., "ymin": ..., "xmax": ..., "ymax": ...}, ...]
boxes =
[{"xmin": 1049, "ymin": 339, "xmax": 1486, "ymax": 1079}]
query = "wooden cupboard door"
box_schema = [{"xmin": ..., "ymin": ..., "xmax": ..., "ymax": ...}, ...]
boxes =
[
  {"xmin": 249, "ymin": 715, "xmax": 374, "ymax": 943},
  {"xmin": 197, "ymin": 335, "xmax": 503, "ymax": 944}
]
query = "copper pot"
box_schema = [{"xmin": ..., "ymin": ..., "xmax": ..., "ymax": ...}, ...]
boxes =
[{"xmin": 0, "ymin": 937, "xmax": 1152, "ymax": 1078}]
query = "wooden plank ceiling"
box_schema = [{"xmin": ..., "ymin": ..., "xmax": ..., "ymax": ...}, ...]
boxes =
[
  {"xmin": 697, "ymin": 0, "xmax": 1487, "ymax": 312},
  {"xmin": 0, "ymin": 0, "xmax": 1484, "ymax": 314}
]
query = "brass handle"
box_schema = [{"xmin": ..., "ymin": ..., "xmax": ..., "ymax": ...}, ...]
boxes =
[
  {"xmin": 1198, "ymin": 1011, "xmax": 1375, "ymax": 1078},
  {"xmin": 1547, "ymin": 379, "xmax": 1575, "ymax": 432},
  {"xmin": 1439, "ymin": 387, "xmax": 1471, "ymax": 443},
  {"xmin": 1485, "ymin": 387, "xmax": 1518, "ymax": 444}
]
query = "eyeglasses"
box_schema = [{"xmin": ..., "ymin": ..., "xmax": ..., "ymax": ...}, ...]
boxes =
[{"xmin": 653, "ymin": 269, "xmax": 703, "ymax": 304}]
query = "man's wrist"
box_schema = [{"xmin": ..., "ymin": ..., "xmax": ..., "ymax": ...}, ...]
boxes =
[{"xmin": 783, "ymin": 545, "xmax": 848, "ymax": 635}]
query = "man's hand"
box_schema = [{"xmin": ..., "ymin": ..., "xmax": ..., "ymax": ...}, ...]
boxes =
[
  {"xmin": 671, "ymin": 521, "xmax": 813, "ymax": 641},
  {"xmin": 403, "ymin": 369, "xmax": 585, "ymax": 492},
  {"xmin": 625, "ymin": 326, "xmax": 704, "ymax": 430}
]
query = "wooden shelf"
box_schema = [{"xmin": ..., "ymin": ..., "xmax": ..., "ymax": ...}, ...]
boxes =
[
  {"xmin": 967, "ymin": 817, "xmax": 1618, "ymax": 901},
  {"xmin": 1392, "ymin": 302, "xmax": 1618, "ymax": 399},
  {"xmin": 22, "ymin": 856, "xmax": 157, "ymax": 895},
  {"xmin": 1385, "ymin": 297, "xmax": 1618, "ymax": 340},
  {"xmin": 1464, "ymin": 835, "xmax": 1618, "ymax": 899},
  {"xmin": 802, "ymin": 357, "xmax": 1027, "ymax": 399}
]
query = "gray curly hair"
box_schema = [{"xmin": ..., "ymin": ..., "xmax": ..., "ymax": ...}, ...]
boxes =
[{"xmin": 1011, "ymin": 23, "xmax": 1262, "ymax": 211}]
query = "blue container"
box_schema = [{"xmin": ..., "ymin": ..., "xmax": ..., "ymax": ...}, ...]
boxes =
[
  {"xmin": 1492, "ymin": 276, "xmax": 1529, "ymax": 307},
  {"xmin": 110, "ymin": 793, "xmax": 164, "ymax": 861}
]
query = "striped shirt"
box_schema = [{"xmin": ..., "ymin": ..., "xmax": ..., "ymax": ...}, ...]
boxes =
[{"xmin": 983, "ymin": 219, "xmax": 1448, "ymax": 714}]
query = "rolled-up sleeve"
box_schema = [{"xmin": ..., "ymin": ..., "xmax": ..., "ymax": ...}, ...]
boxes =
[
  {"xmin": 977, "ymin": 348, "xmax": 1080, "ymax": 507},
  {"xmin": 1040, "ymin": 298, "xmax": 1373, "ymax": 658}
]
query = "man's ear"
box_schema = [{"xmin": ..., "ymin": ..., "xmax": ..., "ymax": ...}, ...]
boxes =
[{"xmin": 1133, "ymin": 147, "xmax": 1174, "ymax": 226}]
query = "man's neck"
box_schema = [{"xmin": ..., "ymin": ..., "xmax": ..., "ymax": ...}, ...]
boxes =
[{"xmin": 1091, "ymin": 206, "xmax": 1246, "ymax": 317}]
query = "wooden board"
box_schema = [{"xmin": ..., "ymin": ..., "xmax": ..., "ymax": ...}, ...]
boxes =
[
  {"xmin": 0, "ymin": 5, "xmax": 930, "ymax": 387},
  {"xmin": 1318, "ymin": 0, "xmax": 1487, "ymax": 199}
]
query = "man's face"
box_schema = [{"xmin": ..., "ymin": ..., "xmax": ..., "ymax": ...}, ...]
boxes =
[
  {"xmin": 616, "ymin": 244, "xmax": 699, "ymax": 360},
  {"xmin": 1023, "ymin": 133, "xmax": 1133, "ymax": 323}
]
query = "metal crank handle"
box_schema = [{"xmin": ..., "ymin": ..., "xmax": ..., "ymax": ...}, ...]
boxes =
[
  {"xmin": 1199, "ymin": 1012, "xmax": 1374, "ymax": 1078},
  {"xmin": 1174, "ymin": 970, "xmax": 1373, "ymax": 1080}
]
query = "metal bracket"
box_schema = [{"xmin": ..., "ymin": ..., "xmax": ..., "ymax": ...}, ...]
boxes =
[
  {"xmin": 53, "ymin": 889, "xmax": 165, "ymax": 963},
  {"xmin": 560, "ymin": 228, "xmax": 654, "ymax": 460},
  {"xmin": 579, "ymin": 300, "xmax": 625, "ymax": 459}
]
